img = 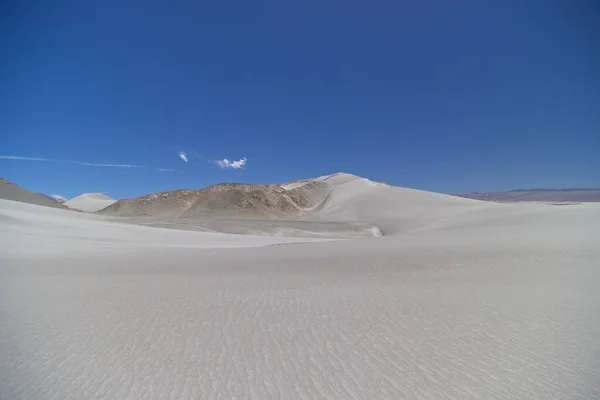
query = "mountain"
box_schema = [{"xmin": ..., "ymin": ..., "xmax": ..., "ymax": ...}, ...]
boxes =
[
  {"xmin": 99, "ymin": 173, "xmax": 491, "ymax": 235},
  {"xmin": 64, "ymin": 193, "xmax": 117, "ymax": 212},
  {"xmin": 98, "ymin": 180, "xmax": 329, "ymax": 219},
  {"xmin": 0, "ymin": 177, "xmax": 67, "ymax": 209},
  {"xmin": 454, "ymin": 188, "xmax": 600, "ymax": 203}
]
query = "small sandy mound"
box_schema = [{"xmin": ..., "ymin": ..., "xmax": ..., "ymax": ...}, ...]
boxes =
[{"xmin": 65, "ymin": 193, "xmax": 117, "ymax": 212}]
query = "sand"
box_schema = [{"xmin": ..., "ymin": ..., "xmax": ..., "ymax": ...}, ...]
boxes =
[
  {"xmin": 64, "ymin": 193, "xmax": 117, "ymax": 212},
  {"xmin": 1, "ymin": 173, "xmax": 600, "ymax": 399}
]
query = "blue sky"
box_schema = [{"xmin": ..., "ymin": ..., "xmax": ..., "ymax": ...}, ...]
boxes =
[{"xmin": 1, "ymin": 1, "xmax": 598, "ymax": 200}]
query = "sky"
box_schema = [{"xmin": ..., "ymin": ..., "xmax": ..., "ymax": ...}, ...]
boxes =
[{"xmin": 1, "ymin": 1, "xmax": 598, "ymax": 200}]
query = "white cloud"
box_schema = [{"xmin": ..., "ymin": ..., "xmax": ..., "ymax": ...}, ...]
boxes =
[
  {"xmin": 0, "ymin": 155, "xmax": 172, "ymax": 172},
  {"xmin": 214, "ymin": 157, "xmax": 247, "ymax": 169},
  {"xmin": 178, "ymin": 152, "xmax": 188, "ymax": 163},
  {"xmin": 155, "ymin": 168, "xmax": 175, "ymax": 172},
  {"xmin": 50, "ymin": 194, "xmax": 67, "ymax": 203}
]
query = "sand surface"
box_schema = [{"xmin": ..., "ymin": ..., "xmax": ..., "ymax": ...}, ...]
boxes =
[
  {"xmin": 0, "ymin": 200, "xmax": 327, "ymax": 258},
  {"xmin": 2, "ymin": 175, "xmax": 600, "ymax": 399}
]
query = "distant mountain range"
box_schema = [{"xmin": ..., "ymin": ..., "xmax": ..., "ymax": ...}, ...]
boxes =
[
  {"xmin": 453, "ymin": 189, "xmax": 600, "ymax": 203},
  {"xmin": 3, "ymin": 174, "xmax": 599, "ymax": 215},
  {"xmin": 508, "ymin": 188, "xmax": 600, "ymax": 192}
]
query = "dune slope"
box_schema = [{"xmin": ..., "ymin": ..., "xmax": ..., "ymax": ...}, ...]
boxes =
[
  {"xmin": 307, "ymin": 173, "xmax": 498, "ymax": 234},
  {"xmin": 0, "ymin": 177, "xmax": 66, "ymax": 209}
]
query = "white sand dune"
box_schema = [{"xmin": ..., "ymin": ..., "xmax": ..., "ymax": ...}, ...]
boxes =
[
  {"xmin": 64, "ymin": 193, "xmax": 117, "ymax": 212},
  {"xmin": 1, "ymin": 174, "xmax": 600, "ymax": 399},
  {"xmin": 0, "ymin": 200, "xmax": 327, "ymax": 258},
  {"xmin": 308, "ymin": 173, "xmax": 500, "ymax": 234}
]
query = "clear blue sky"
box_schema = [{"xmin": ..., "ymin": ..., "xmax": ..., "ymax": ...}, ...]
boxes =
[{"xmin": 1, "ymin": 1, "xmax": 598, "ymax": 199}]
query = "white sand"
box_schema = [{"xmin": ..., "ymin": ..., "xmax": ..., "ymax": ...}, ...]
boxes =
[
  {"xmin": 0, "ymin": 200, "xmax": 327, "ymax": 258},
  {"xmin": 1, "ymin": 175, "xmax": 600, "ymax": 399},
  {"xmin": 64, "ymin": 193, "xmax": 117, "ymax": 212},
  {"xmin": 309, "ymin": 173, "xmax": 499, "ymax": 235}
]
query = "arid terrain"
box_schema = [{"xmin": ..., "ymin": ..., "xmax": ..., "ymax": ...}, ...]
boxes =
[
  {"xmin": 454, "ymin": 188, "xmax": 600, "ymax": 203},
  {"xmin": 98, "ymin": 180, "xmax": 331, "ymax": 219},
  {"xmin": 1, "ymin": 173, "xmax": 599, "ymax": 399},
  {"xmin": 0, "ymin": 177, "xmax": 67, "ymax": 209}
]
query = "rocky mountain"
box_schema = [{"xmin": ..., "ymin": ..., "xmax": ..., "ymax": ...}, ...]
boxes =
[{"xmin": 98, "ymin": 180, "xmax": 330, "ymax": 219}]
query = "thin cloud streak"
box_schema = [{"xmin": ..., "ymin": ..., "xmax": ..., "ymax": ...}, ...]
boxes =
[
  {"xmin": 0, "ymin": 155, "xmax": 173, "ymax": 172},
  {"xmin": 78, "ymin": 162, "xmax": 140, "ymax": 168},
  {"xmin": 0, "ymin": 155, "xmax": 55, "ymax": 162}
]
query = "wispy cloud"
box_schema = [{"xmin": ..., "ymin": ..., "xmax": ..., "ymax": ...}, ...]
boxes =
[
  {"xmin": 78, "ymin": 162, "xmax": 140, "ymax": 168},
  {"xmin": 214, "ymin": 157, "xmax": 247, "ymax": 169},
  {"xmin": 178, "ymin": 152, "xmax": 189, "ymax": 163},
  {"xmin": 0, "ymin": 156, "xmax": 55, "ymax": 162},
  {"xmin": 0, "ymin": 155, "xmax": 173, "ymax": 172},
  {"xmin": 50, "ymin": 194, "xmax": 67, "ymax": 202}
]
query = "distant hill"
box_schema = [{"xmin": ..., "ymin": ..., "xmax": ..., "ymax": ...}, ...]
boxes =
[
  {"xmin": 64, "ymin": 193, "xmax": 117, "ymax": 212},
  {"xmin": 453, "ymin": 189, "xmax": 600, "ymax": 203},
  {"xmin": 98, "ymin": 172, "xmax": 492, "ymax": 235},
  {"xmin": 0, "ymin": 178, "xmax": 68, "ymax": 209}
]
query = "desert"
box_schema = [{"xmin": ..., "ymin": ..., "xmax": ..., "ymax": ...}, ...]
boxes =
[{"xmin": 2, "ymin": 173, "xmax": 599, "ymax": 399}]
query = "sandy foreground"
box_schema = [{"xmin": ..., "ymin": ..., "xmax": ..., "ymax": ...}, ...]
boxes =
[{"xmin": 1, "ymin": 180, "xmax": 600, "ymax": 398}]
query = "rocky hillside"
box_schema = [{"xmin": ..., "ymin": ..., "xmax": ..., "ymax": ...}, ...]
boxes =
[
  {"xmin": 97, "ymin": 180, "xmax": 330, "ymax": 219},
  {"xmin": 0, "ymin": 177, "xmax": 67, "ymax": 209}
]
